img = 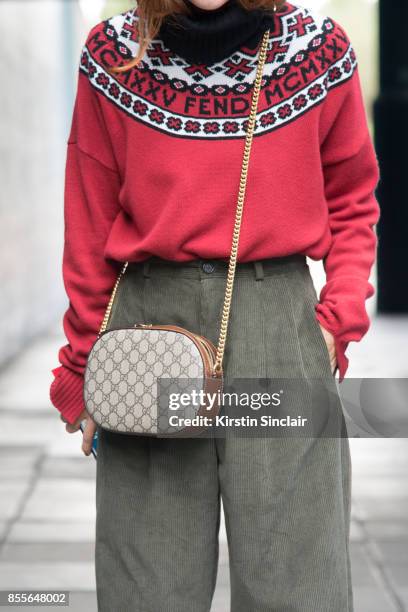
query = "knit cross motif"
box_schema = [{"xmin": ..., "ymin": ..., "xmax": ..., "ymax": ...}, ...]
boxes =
[{"xmin": 80, "ymin": 1, "xmax": 356, "ymax": 140}]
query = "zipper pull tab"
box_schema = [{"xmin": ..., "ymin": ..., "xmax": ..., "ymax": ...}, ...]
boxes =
[{"xmin": 134, "ymin": 323, "xmax": 153, "ymax": 328}]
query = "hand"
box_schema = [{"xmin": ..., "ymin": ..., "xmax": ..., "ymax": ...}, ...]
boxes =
[
  {"xmin": 319, "ymin": 324, "xmax": 337, "ymax": 375},
  {"xmin": 60, "ymin": 410, "xmax": 97, "ymax": 456}
]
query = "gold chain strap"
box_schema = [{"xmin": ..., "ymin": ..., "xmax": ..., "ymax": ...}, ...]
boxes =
[
  {"xmin": 98, "ymin": 29, "xmax": 271, "ymax": 371},
  {"xmin": 98, "ymin": 261, "xmax": 129, "ymax": 335},
  {"xmin": 213, "ymin": 28, "xmax": 270, "ymax": 375}
]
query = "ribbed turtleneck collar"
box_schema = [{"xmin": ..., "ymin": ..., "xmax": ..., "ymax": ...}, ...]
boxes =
[{"xmin": 158, "ymin": 0, "xmax": 277, "ymax": 65}]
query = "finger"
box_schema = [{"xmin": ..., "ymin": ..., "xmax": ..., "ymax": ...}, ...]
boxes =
[
  {"xmin": 66, "ymin": 421, "xmax": 81, "ymax": 434},
  {"xmin": 82, "ymin": 419, "xmax": 97, "ymax": 456},
  {"xmin": 82, "ymin": 422, "xmax": 97, "ymax": 456},
  {"xmin": 63, "ymin": 409, "xmax": 88, "ymax": 432},
  {"xmin": 330, "ymin": 354, "xmax": 337, "ymax": 375}
]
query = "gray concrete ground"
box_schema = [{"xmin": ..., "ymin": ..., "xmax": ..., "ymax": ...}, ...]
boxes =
[{"xmin": 0, "ymin": 316, "xmax": 407, "ymax": 612}]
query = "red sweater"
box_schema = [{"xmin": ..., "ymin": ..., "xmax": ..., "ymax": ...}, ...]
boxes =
[{"xmin": 50, "ymin": 2, "xmax": 380, "ymax": 424}]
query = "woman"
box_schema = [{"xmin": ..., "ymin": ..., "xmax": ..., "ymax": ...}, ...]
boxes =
[{"xmin": 50, "ymin": 0, "xmax": 380, "ymax": 610}]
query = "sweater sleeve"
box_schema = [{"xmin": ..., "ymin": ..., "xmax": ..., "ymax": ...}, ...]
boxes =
[
  {"xmin": 50, "ymin": 35, "xmax": 122, "ymax": 424},
  {"xmin": 315, "ymin": 39, "xmax": 380, "ymax": 381}
]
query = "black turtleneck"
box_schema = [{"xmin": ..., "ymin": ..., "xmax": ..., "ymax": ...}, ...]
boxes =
[{"xmin": 158, "ymin": 0, "xmax": 279, "ymax": 65}]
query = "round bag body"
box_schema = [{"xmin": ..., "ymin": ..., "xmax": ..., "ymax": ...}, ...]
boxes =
[{"xmin": 84, "ymin": 324, "xmax": 223, "ymax": 436}]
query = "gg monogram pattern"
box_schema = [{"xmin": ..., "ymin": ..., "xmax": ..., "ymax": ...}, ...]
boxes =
[{"xmin": 84, "ymin": 328, "xmax": 205, "ymax": 434}]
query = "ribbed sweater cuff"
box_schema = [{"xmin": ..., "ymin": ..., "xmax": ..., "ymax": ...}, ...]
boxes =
[{"xmin": 50, "ymin": 366, "xmax": 85, "ymax": 425}]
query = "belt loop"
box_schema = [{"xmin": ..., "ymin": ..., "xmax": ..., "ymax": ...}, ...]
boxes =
[
  {"xmin": 253, "ymin": 261, "xmax": 264, "ymax": 281},
  {"xmin": 143, "ymin": 259, "xmax": 151, "ymax": 279}
]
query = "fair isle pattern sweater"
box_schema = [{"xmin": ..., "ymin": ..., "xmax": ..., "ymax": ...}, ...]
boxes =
[{"xmin": 50, "ymin": 2, "xmax": 380, "ymax": 424}]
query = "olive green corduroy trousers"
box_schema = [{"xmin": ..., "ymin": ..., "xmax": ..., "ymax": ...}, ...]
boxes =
[{"xmin": 94, "ymin": 256, "xmax": 353, "ymax": 612}]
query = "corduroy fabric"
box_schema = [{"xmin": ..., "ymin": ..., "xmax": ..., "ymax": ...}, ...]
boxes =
[{"xmin": 94, "ymin": 256, "xmax": 353, "ymax": 612}]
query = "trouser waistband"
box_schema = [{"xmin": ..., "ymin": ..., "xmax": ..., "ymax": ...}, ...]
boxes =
[{"xmin": 127, "ymin": 255, "xmax": 307, "ymax": 281}]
